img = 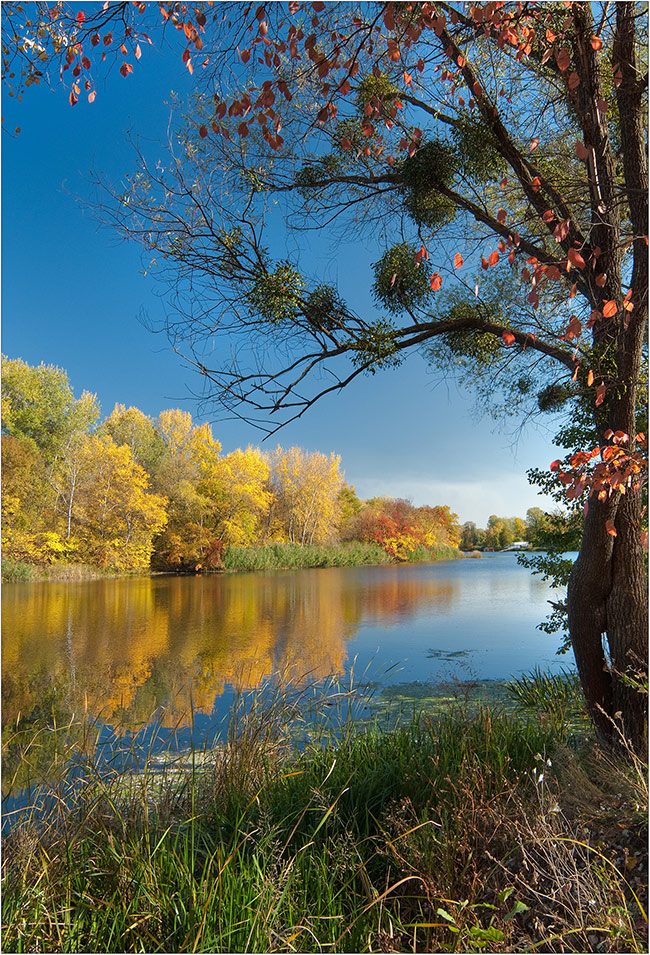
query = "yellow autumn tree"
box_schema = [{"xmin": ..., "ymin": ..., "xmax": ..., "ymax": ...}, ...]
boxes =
[
  {"xmin": 269, "ymin": 447, "xmax": 344, "ymax": 546},
  {"xmin": 199, "ymin": 446, "xmax": 272, "ymax": 547},
  {"xmin": 74, "ymin": 435, "xmax": 168, "ymax": 571},
  {"xmin": 152, "ymin": 410, "xmax": 221, "ymax": 569}
]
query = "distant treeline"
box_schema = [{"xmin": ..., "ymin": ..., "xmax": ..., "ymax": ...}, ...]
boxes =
[
  {"xmin": 1, "ymin": 357, "xmax": 462, "ymax": 575},
  {"xmin": 460, "ymin": 512, "xmax": 542, "ymax": 551}
]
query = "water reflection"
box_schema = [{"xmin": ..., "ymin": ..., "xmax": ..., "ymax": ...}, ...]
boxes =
[{"xmin": 2, "ymin": 568, "xmax": 456, "ymax": 735}]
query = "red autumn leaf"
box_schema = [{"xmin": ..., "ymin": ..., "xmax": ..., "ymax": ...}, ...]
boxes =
[
  {"xmin": 595, "ymin": 383, "xmax": 606, "ymax": 406},
  {"xmin": 531, "ymin": 177, "xmax": 541, "ymax": 192},
  {"xmin": 119, "ymin": 62, "xmax": 133, "ymax": 77},
  {"xmin": 91, "ymin": 33, "xmax": 100, "ymax": 45},
  {"xmin": 88, "ymin": 90, "xmax": 96, "ymax": 103},
  {"xmin": 597, "ymin": 97, "xmax": 608, "ymax": 113},
  {"xmin": 238, "ymin": 122, "xmax": 249, "ymax": 137},
  {"xmin": 595, "ymin": 273, "xmax": 607, "ymax": 287},
  {"xmin": 454, "ymin": 252, "xmax": 463, "ymax": 269},
  {"xmin": 488, "ymin": 249, "xmax": 499, "ymax": 267},
  {"xmin": 568, "ymin": 71, "xmax": 580, "ymax": 89},
  {"xmin": 556, "ymin": 48, "xmax": 571, "ymax": 71},
  {"xmin": 602, "ymin": 300, "xmax": 617, "ymax": 318},
  {"xmin": 496, "ymin": 208, "xmax": 507, "ymax": 224},
  {"xmin": 199, "ymin": 125, "xmax": 208, "ymax": 138},
  {"xmin": 574, "ymin": 140, "xmax": 589, "ymax": 160},
  {"xmin": 529, "ymin": 136, "xmax": 540, "ymax": 152},
  {"xmin": 567, "ymin": 247, "xmax": 586, "ymax": 270},
  {"xmin": 69, "ymin": 90, "xmax": 78, "ymax": 106},
  {"xmin": 605, "ymin": 519, "xmax": 617, "ymax": 537},
  {"xmin": 542, "ymin": 209, "xmax": 554, "ymax": 223},
  {"xmin": 591, "ymin": 35, "xmax": 603, "ymax": 51},
  {"xmin": 430, "ymin": 272, "xmax": 443, "ymax": 291},
  {"xmin": 403, "ymin": 71, "xmax": 412, "ymax": 86},
  {"xmin": 587, "ymin": 369, "xmax": 594, "ymax": 386},
  {"xmin": 77, "ymin": 10, "xmax": 85, "ymax": 23},
  {"xmin": 502, "ymin": 331, "xmax": 515, "ymax": 346}
]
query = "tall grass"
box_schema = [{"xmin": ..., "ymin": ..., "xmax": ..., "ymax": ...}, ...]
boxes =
[
  {"xmin": 223, "ymin": 541, "xmax": 462, "ymax": 572},
  {"xmin": 3, "ymin": 674, "xmax": 646, "ymax": 953},
  {"xmin": 1, "ymin": 559, "xmax": 34, "ymax": 582},
  {"xmin": 222, "ymin": 541, "xmax": 393, "ymax": 571}
]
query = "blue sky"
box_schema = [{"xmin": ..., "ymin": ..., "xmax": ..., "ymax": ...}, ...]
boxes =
[{"xmin": 1, "ymin": 17, "xmax": 561, "ymax": 526}]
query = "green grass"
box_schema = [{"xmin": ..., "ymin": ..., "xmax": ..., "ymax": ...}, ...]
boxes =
[
  {"xmin": 222, "ymin": 541, "xmax": 463, "ymax": 572},
  {"xmin": 222, "ymin": 541, "xmax": 394, "ymax": 571},
  {"xmin": 1, "ymin": 559, "xmax": 35, "ymax": 582},
  {"xmin": 3, "ymin": 681, "xmax": 647, "ymax": 953}
]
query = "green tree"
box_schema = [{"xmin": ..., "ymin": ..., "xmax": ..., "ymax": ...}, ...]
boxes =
[
  {"xmin": 2, "ymin": 355, "xmax": 100, "ymax": 461},
  {"xmin": 99, "ymin": 403, "xmax": 165, "ymax": 475}
]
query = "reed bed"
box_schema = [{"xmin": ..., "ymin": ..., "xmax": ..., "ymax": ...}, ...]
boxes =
[
  {"xmin": 2, "ymin": 672, "xmax": 646, "ymax": 953},
  {"xmin": 222, "ymin": 541, "xmax": 462, "ymax": 572}
]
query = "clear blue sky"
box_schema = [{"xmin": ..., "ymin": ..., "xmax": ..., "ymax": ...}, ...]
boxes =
[{"xmin": 1, "ymin": 18, "xmax": 560, "ymax": 527}]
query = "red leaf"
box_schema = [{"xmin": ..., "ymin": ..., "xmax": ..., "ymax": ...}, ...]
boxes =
[
  {"xmin": 529, "ymin": 136, "xmax": 539, "ymax": 152},
  {"xmin": 488, "ymin": 250, "xmax": 499, "ymax": 267},
  {"xmin": 430, "ymin": 272, "xmax": 443, "ymax": 291},
  {"xmin": 602, "ymin": 300, "xmax": 617, "ymax": 318},
  {"xmin": 556, "ymin": 48, "xmax": 571, "ymax": 71},
  {"xmin": 605, "ymin": 519, "xmax": 617, "ymax": 537},
  {"xmin": 595, "ymin": 383, "xmax": 606, "ymax": 406},
  {"xmin": 567, "ymin": 248, "xmax": 586, "ymax": 270},
  {"xmin": 119, "ymin": 62, "xmax": 133, "ymax": 77},
  {"xmin": 502, "ymin": 331, "xmax": 515, "ymax": 346},
  {"xmin": 531, "ymin": 176, "xmax": 541, "ymax": 192},
  {"xmin": 595, "ymin": 273, "xmax": 607, "ymax": 287},
  {"xmin": 77, "ymin": 10, "xmax": 85, "ymax": 23},
  {"xmin": 496, "ymin": 208, "xmax": 507, "ymax": 224},
  {"xmin": 238, "ymin": 122, "xmax": 249, "ymax": 137},
  {"xmin": 591, "ymin": 35, "xmax": 603, "ymax": 51},
  {"xmin": 587, "ymin": 369, "xmax": 594, "ymax": 387},
  {"xmin": 454, "ymin": 252, "xmax": 463, "ymax": 269},
  {"xmin": 88, "ymin": 90, "xmax": 96, "ymax": 103},
  {"xmin": 542, "ymin": 209, "xmax": 554, "ymax": 223},
  {"xmin": 91, "ymin": 33, "xmax": 100, "ymax": 46},
  {"xmin": 69, "ymin": 90, "xmax": 78, "ymax": 106},
  {"xmin": 574, "ymin": 141, "xmax": 589, "ymax": 160},
  {"xmin": 199, "ymin": 125, "xmax": 208, "ymax": 138},
  {"xmin": 135, "ymin": 43, "xmax": 142, "ymax": 60},
  {"xmin": 568, "ymin": 71, "xmax": 580, "ymax": 89}
]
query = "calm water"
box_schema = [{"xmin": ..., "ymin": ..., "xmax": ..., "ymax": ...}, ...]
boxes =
[{"xmin": 3, "ymin": 555, "xmax": 572, "ymax": 750}]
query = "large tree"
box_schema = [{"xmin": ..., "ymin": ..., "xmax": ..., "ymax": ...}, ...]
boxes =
[{"xmin": 5, "ymin": 2, "xmax": 648, "ymax": 748}]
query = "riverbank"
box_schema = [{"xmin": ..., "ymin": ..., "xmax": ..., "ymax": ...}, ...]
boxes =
[
  {"xmin": 2, "ymin": 673, "xmax": 646, "ymax": 953},
  {"xmin": 1, "ymin": 542, "xmax": 464, "ymax": 583}
]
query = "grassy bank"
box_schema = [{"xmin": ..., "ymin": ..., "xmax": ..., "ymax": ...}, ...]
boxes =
[
  {"xmin": 2, "ymin": 674, "xmax": 646, "ymax": 953},
  {"xmin": 222, "ymin": 541, "xmax": 463, "ymax": 572},
  {"xmin": 1, "ymin": 559, "xmax": 116, "ymax": 584},
  {"xmin": 2, "ymin": 543, "xmax": 463, "ymax": 582}
]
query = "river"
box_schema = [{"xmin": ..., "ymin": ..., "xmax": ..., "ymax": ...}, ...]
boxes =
[{"xmin": 3, "ymin": 554, "xmax": 572, "ymax": 756}]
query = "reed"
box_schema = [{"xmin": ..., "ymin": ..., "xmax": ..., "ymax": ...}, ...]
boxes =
[{"xmin": 2, "ymin": 675, "xmax": 646, "ymax": 953}]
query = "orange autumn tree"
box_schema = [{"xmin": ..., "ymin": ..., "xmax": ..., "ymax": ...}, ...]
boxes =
[{"xmin": 4, "ymin": 2, "xmax": 647, "ymax": 749}]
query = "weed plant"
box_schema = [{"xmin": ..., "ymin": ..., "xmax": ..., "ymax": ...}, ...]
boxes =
[
  {"xmin": 2, "ymin": 672, "xmax": 646, "ymax": 953},
  {"xmin": 222, "ymin": 541, "xmax": 462, "ymax": 572}
]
